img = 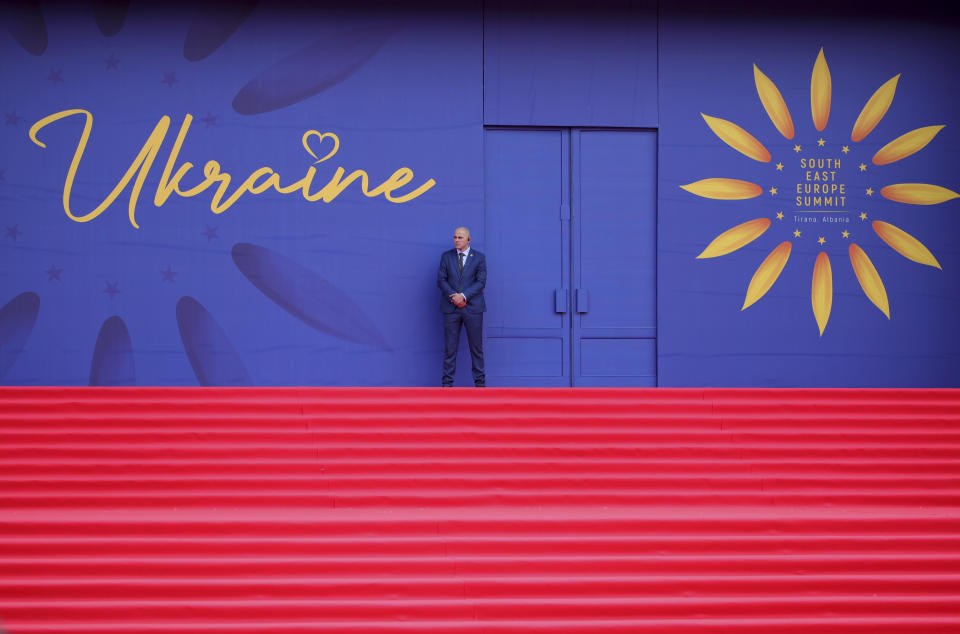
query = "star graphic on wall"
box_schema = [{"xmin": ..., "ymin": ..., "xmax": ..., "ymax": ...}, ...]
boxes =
[
  {"xmin": 5, "ymin": 224, "xmax": 22, "ymax": 241},
  {"xmin": 160, "ymin": 265, "xmax": 178, "ymax": 282},
  {"xmin": 103, "ymin": 281, "xmax": 121, "ymax": 299},
  {"xmin": 817, "ymin": 138, "xmax": 825, "ymax": 147},
  {"xmin": 866, "ymin": 187, "xmax": 874, "ymax": 196},
  {"xmin": 859, "ymin": 163, "xmax": 867, "ymax": 172},
  {"xmin": 817, "ymin": 236, "xmax": 826, "ymax": 246},
  {"xmin": 201, "ymin": 112, "xmax": 218, "ymax": 127},
  {"xmin": 775, "ymin": 162, "xmax": 783, "ymax": 171},
  {"xmin": 202, "ymin": 224, "xmax": 219, "ymax": 241},
  {"xmin": 105, "ymin": 54, "xmax": 120, "ymax": 70},
  {"xmin": 793, "ymin": 229, "xmax": 802, "ymax": 237},
  {"xmin": 793, "ymin": 144, "xmax": 802, "ymax": 153},
  {"xmin": 161, "ymin": 72, "xmax": 179, "ymax": 88},
  {"xmin": 841, "ymin": 230, "xmax": 850, "ymax": 239},
  {"xmin": 859, "ymin": 212, "xmax": 868, "ymax": 220},
  {"xmin": 769, "ymin": 186, "xmax": 778, "ymax": 195},
  {"xmin": 776, "ymin": 211, "xmax": 784, "ymax": 220},
  {"xmin": 45, "ymin": 264, "xmax": 63, "ymax": 281},
  {"xmin": 5, "ymin": 111, "xmax": 21, "ymax": 126},
  {"xmin": 842, "ymin": 146, "xmax": 850, "ymax": 154},
  {"xmin": 46, "ymin": 69, "xmax": 63, "ymax": 84}
]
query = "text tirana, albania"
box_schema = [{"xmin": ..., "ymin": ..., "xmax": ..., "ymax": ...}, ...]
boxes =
[{"xmin": 28, "ymin": 109, "xmax": 437, "ymax": 229}]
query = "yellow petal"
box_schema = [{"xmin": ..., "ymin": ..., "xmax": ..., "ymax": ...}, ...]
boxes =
[
  {"xmin": 810, "ymin": 48, "xmax": 832, "ymax": 132},
  {"xmin": 811, "ymin": 252, "xmax": 832, "ymax": 336},
  {"xmin": 753, "ymin": 64, "xmax": 795, "ymax": 140},
  {"xmin": 679, "ymin": 178, "xmax": 763, "ymax": 200},
  {"xmin": 698, "ymin": 218, "xmax": 771, "ymax": 259},
  {"xmin": 849, "ymin": 243, "xmax": 890, "ymax": 318},
  {"xmin": 873, "ymin": 125, "xmax": 944, "ymax": 165},
  {"xmin": 851, "ymin": 75, "xmax": 900, "ymax": 143},
  {"xmin": 881, "ymin": 183, "xmax": 960, "ymax": 205},
  {"xmin": 742, "ymin": 241, "xmax": 792, "ymax": 310},
  {"xmin": 872, "ymin": 220, "xmax": 941, "ymax": 269},
  {"xmin": 701, "ymin": 114, "xmax": 771, "ymax": 162}
]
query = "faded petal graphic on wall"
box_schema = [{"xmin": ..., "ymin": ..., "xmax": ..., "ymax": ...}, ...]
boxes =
[
  {"xmin": 92, "ymin": 0, "xmax": 129, "ymax": 37},
  {"xmin": 176, "ymin": 296, "xmax": 252, "ymax": 387},
  {"xmin": 7, "ymin": 1, "xmax": 47, "ymax": 55},
  {"xmin": 184, "ymin": 1, "xmax": 258, "ymax": 62},
  {"xmin": 232, "ymin": 25, "xmax": 393, "ymax": 115},
  {"xmin": 0, "ymin": 292, "xmax": 40, "ymax": 380},
  {"xmin": 232, "ymin": 242, "xmax": 391, "ymax": 350},
  {"xmin": 89, "ymin": 316, "xmax": 135, "ymax": 386}
]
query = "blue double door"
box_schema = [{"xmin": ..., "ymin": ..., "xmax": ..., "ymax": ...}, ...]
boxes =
[{"xmin": 484, "ymin": 128, "xmax": 657, "ymax": 387}]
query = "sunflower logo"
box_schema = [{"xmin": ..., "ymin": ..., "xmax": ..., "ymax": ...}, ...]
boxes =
[{"xmin": 681, "ymin": 48, "xmax": 959, "ymax": 336}]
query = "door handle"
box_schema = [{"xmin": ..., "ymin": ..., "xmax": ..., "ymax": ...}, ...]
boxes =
[
  {"xmin": 554, "ymin": 288, "xmax": 568, "ymax": 313},
  {"xmin": 575, "ymin": 289, "xmax": 589, "ymax": 313}
]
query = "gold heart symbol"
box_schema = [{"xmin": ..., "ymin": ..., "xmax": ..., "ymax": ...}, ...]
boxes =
[{"xmin": 301, "ymin": 130, "xmax": 341, "ymax": 164}]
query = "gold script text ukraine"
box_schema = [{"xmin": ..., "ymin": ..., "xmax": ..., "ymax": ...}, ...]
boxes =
[{"xmin": 29, "ymin": 109, "xmax": 437, "ymax": 229}]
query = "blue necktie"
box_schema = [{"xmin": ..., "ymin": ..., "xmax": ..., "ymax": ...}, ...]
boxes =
[{"xmin": 458, "ymin": 252, "xmax": 464, "ymax": 273}]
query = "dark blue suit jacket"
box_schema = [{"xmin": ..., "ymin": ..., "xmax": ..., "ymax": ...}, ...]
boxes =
[{"xmin": 438, "ymin": 248, "xmax": 486, "ymax": 314}]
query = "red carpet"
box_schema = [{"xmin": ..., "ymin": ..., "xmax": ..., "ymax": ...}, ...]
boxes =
[{"xmin": 1, "ymin": 388, "xmax": 959, "ymax": 633}]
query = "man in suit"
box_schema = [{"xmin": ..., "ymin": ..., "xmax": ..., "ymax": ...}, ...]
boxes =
[{"xmin": 438, "ymin": 226, "xmax": 486, "ymax": 387}]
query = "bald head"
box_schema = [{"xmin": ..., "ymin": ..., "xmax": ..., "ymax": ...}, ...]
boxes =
[{"xmin": 453, "ymin": 227, "xmax": 471, "ymax": 251}]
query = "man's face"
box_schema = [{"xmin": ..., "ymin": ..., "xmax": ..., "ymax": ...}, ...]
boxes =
[{"xmin": 453, "ymin": 230, "xmax": 469, "ymax": 251}]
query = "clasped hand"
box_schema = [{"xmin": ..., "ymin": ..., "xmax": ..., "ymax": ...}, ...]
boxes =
[{"xmin": 449, "ymin": 293, "xmax": 467, "ymax": 308}]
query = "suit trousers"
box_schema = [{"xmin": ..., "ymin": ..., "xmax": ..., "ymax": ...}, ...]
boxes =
[{"xmin": 442, "ymin": 310, "xmax": 484, "ymax": 386}]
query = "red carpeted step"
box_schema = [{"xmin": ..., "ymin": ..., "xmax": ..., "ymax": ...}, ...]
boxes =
[
  {"xmin": 7, "ymin": 572, "xmax": 960, "ymax": 601},
  {"xmin": 6, "ymin": 618, "xmax": 960, "ymax": 634},
  {"xmin": 1, "ymin": 387, "xmax": 959, "ymax": 633},
  {"xmin": 3, "ymin": 533, "xmax": 959, "ymax": 557},
  {"xmin": 2, "ymin": 595, "xmax": 960, "ymax": 623}
]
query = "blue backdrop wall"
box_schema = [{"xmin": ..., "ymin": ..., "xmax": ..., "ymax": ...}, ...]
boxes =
[{"xmin": 1, "ymin": 1, "xmax": 957, "ymax": 386}]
